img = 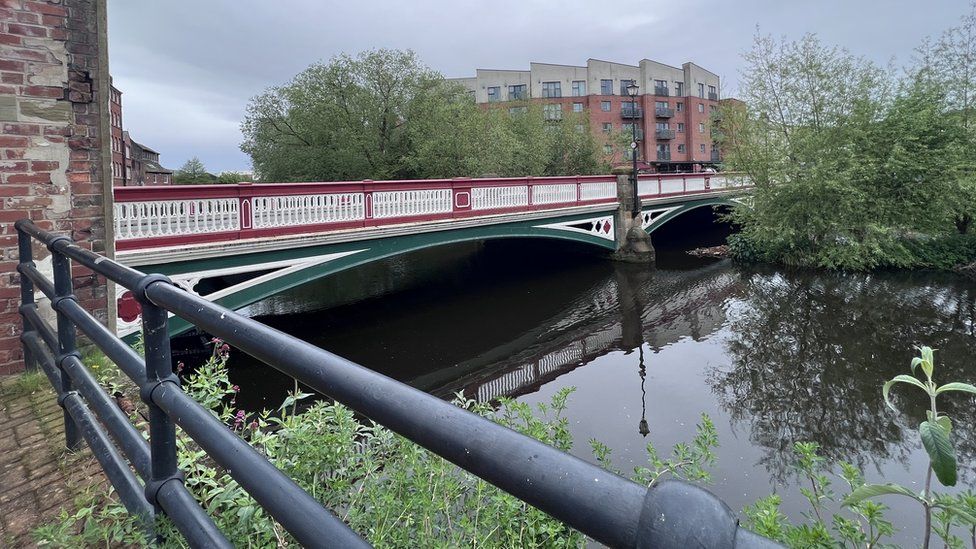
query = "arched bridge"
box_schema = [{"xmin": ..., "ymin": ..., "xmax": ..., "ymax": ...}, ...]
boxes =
[{"xmin": 113, "ymin": 173, "xmax": 750, "ymax": 337}]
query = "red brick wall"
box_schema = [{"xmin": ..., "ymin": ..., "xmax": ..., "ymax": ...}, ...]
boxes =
[{"xmin": 0, "ymin": 0, "xmax": 110, "ymax": 374}]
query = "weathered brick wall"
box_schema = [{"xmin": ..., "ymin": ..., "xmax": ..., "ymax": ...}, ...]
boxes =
[{"xmin": 0, "ymin": 0, "xmax": 111, "ymax": 374}]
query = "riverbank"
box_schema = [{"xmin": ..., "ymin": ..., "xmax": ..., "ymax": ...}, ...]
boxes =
[{"xmin": 0, "ymin": 374, "xmax": 105, "ymax": 546}]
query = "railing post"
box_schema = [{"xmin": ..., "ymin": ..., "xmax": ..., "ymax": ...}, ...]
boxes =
[
  {"xmin": 136, "ymin": 274, "xmax": 183, "ymax": 516},
  {"xmin": 17, "ymin": 228, "xmax": 36, "ymax": 373},
  {"xmin": 50, "ymin": 237, "xmax": 82, "ymax": 451}
]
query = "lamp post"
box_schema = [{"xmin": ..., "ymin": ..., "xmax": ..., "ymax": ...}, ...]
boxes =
[{"xmin": 626, "ymin": 82, "xmax": 640, "ymax": 218}]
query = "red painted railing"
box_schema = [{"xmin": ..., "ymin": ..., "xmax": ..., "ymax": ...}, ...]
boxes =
[{"xmin": 113, "ymin": 173, "xmax": 746, "ymax": 251}]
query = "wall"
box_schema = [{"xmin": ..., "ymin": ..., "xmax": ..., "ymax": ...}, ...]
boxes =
[{"xmin": 0, "ymin": 0, "xmax": 111, "ymax": 374}]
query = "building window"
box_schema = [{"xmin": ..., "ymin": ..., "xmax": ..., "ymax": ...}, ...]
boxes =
[
  {"xmin": 699, "ymin": 122, "xmax": 705, "ymax": 133},
  {"xmin": 708, "ymin": 85, "xmax": 717, "ymax": 99},
  {"xmin": 676, "ymin": 122, "xmax": 685, "ymax": 133},
  {"xmin": 624, "ymin": 149, "xmax": 637, "ymax": 161},
  {"xmin": 675, "ymin": 82, "xmax": 684, "ymax": 96},
  {"xmin": 543, "ymin": 103, "xmax": 562, "ymax": 120},
  {"xmin": 602, "ymin": 122, "xmax": 612, "ymax": 133},
  {"xmin": 676, "ymin": 102, "xmax": 683, "ymax": 112},
  {"xmin": 508, "ymin": 84, "xmax": 527, "ymax": 100},
  {"xmin": 572, "ymin": 80, "xmax": 586, "ymax": 96},
  {"xmin": 656, "ymin": 143, "xmax": 671, "ymax": 158},
  {"xmin": 573, "ymin": 102, "xmax": 584, "ymax": 113},
  {"xmin": 575, "ymin": 124, "xmax": 585, "ymax": 133},
  {"xmin": 600, "ymin": 100, "xmax": 611, "ymax": 112},
  {"xmin": 654, "ymin": 80, "xmax": 668, "ymax": 95},
  {"xmin": 509, "ymin": 106, "xmax": 527, "ymax": 116},
  {"xmin": 487, "ymin": 86, "xmax": 500, "ymax": 102},
  {"xmin": 700, "ymin": 144, "xmax": 706, "ymax": 153},
  {"xmin": 698, "ymin": 83, "xmax": 705, "ymax": 98},
  {"xmin": 698, "ymin": 103, "xmax": 705, "ymax": 113},
  {"xmin": 655, "ymin": 122, "xmax": 669, "ymax": 131},
  {"xmin": 677, "ymin": 144, "xmax": 686, "ymax": 153},
  {"xmin": 542, "ymin": 81, "xmax": 562, "ymax": 98},
  {"xmin": 655, "ymin": 100, "xmax": 669, "ymax": 109},
  {"xmin": 710, "ymin": 105, "xmax": 718, "ymax": 113},
  {"xmin": 619, "ymin": 79, "xmax": 636, "ymax": 96},
  {"xmin": 604, "ymin": 144, "xmax": 613, "ymax": 154},
  {"xmin": 601, "ymin": 79, "xmax": 613, "ymax": 95}
]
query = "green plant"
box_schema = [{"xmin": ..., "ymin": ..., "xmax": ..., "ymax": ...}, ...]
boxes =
[{"xmin": 10, "ymin": 370, "xmax": 45, "ymax": 397}]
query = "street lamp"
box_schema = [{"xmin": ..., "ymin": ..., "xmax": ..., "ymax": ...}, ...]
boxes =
[{"xmin": 626, "ymin": 82, "xmax": 640, "ymax": 218}]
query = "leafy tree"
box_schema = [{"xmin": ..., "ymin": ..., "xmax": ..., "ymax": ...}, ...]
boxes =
[
  {"xmin": 241, "ymin": 49, "xmax": 606, "ymax": 182},
  {"xmin": 215, "ymin": 171, "xmax": 253, "ymax": 184},
  {"xmin": 173, "ymin": 157, "xmax": 217, "ymax": 184}
]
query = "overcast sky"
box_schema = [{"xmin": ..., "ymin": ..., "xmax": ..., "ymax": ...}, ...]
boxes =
[{"xmin": 107, "ymin": 0, "xmax": 966, "ymax": 174}]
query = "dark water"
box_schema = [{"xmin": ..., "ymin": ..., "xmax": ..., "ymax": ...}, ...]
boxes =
[{"xmin": 216, "ymin": 237, "xmax": 976, "ymax": 545}]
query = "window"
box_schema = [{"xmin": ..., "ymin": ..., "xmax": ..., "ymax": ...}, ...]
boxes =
[
  {"xmin": 676, "ymin": 122, "xmax": 685, "ymax": 132},
  {"xmin": 487, "ymin": 86, "xmax": 500, "ymax": 102},
  {"xmin": 542, "ymin": 81, "xmax": 562, "ymax": 98},
  {"xmin": 620, "ymin": 79, "xmax": 636, "ymax": 96},
  {"xmin": 698, "ymin": 83, "xmax": 705, "ymax": 98},
  {"xmin": 602, "ymin": 122, "xmax": 612, "ymax": 133},
  {"xmin": 600, "ymin": 100, "xmax": 611, "ymax": 112},
  {"xmin": 543, "ymin": 103, "xmax": 562, "ymax": 120},
  {"xmin": 572, "ymin": 80, "xmax": 586, "ymax": 96},
  {"xmin": 601, "ymin": 79, "xmax": 613, "ymax": 95},
  {"xmin": 675, "ymin": 82, "xmax": 684, "ymax": 96},
  {"xmin": 700, "ymin": 144, "xmax": 706, "ymax": 153},
  {"xmin": 698, "ymin": 103, "xmax": 705, "ymax": 113},
  {"xmin": 677, "ymin": 144, "xmax": 686, "ymax": 153},
  {"xmin": 509, "ymin": 106, "xmax": 527, "ymax": 116},
  {"xmin": 604, "ymin": 144, "xmax": 613, "ymax": 154},
  {"xmin": 575, "ymin": 124, "xmax": 585, "ymax": 133},
  {"xmin": 655, "ymin": 101, "xmax": 669, "ymax": 109},
  {"xmin": 676, "ymin": 102, "xmax": 683, "ymax": 112},
  {"xmin": 508, "ymin": 84, "xmax": 527, "ymax": 100},
  {"xmin": 573, "ymin": 102, "xmax": 584, "ymax": 113},
  {"xmin": 708, "ymin": 85, "xmax": 717, "ymax": 99},
  {"xmin": 699, "ymin": 122, "xmax": 705, "ymax": 133},
  {"xmin": 654, "ymin": 80, "xmax": 668, "ymax": 95},
  {"xmin": 655, "ymin": 122, "xmax": 669, "ymax": 131},
  {"xmin": 624, "ymin": 149, "xmax": 637, "ymax": 161}
]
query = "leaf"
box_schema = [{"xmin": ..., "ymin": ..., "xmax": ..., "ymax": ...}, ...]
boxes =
[
  {"xmin": 882, "ymin": 375, "xmax": 929, "ymax": 411},
  {"xmin": 920, "ymin": 420, "xmax": 957, "ymax": 487},
  {"xmin": 920, "ymin": 346, "xmax": 935, "ymax": 380},
  {"xmin": 935, "ymin": 503, "xmax": 976, "ymax": 526},
  {"xmin": 935, "ymin": 382, "xmax": 976, "ymax": 397},
  {"xmin": 910, "ymin": 357, "xmax": 923, "ymax": 375},
  {"xmin": 844, "ymin": 483, "xmax": 921, "ymax": 506}
]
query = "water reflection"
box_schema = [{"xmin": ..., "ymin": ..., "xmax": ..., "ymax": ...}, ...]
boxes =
[{"xmin": 713, "ymin": 268, "xmax": 976, "ymax": 481}]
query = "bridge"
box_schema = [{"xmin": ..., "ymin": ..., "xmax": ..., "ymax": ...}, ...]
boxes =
[{"xmin": 110, "ymin": 172, "xmax": 750, "ymax": 337}]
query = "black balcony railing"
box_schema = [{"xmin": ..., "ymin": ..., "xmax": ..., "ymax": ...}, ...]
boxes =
[
  {"xmin": 13, "ymin": 219, "xmax": 778, "ymax": 549},
  {"xmin": 708, "ymin": 92, "xmax": 718, "ymax": 101},
  {"xmin": 621, "ymin": 106, "xmax": 643, "ymax": 119},
  {"xmin": 655, "ymin": 129, "xmax": 675, "ymax": 140},
  {"xmin": 657, "ymin": 151, "xmax": 672, "ymax": 161},
  {"xmin": 711, "ymin": 150, "xmax": 722, "ymax": 162},
  {"xmin": 509, "ymin": 91, "xmax": 527, "ymax": 101},
  {"xmin": 654, "ymin": 86, "xmax": 669, "ymax": 97},
  {"xmin": 655, "ymin": 107, "xmax": 674, "ymax": 118}
]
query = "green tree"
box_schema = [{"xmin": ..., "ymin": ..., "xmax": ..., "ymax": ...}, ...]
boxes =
[{"xmin": 173, "ymin": 157, "xmax": 216, "ymax": 184}]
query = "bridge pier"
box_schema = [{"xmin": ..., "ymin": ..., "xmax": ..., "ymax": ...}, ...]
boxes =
[{"xmin": 610, "ymin": 167, "xmax": 656, "ymax": 263}]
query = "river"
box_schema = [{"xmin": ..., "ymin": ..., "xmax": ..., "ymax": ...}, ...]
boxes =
[{"xmin": 212, "ymin": 238, "xmax": 976, "ymax": 546}]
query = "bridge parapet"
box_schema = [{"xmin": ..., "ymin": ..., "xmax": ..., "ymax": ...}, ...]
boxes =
[{"xmin": 113, "ymin": 173, "xmax": 749, "ymax": 251}]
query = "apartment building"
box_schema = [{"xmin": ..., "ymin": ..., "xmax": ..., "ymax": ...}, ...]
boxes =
[{"xmin": 451, "ymin": 58, "xmax": 724, "ymax": 172}]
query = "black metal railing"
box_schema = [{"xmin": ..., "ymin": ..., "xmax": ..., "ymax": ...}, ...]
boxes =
[
  {"xmin": 654, "ymin": 86, "xmax": 669, "ymax": 97},
  {"xmin": 656, "ymin": 129, "xmax": 676, "ymax": 140},
  {"xmin": 657, "ymin": 151, "xmax": 672, "ymax": 161},
  {"xmin": 14, "ymin": 218, "xmax": 778, "ymax": 549},
  {"xmin": 708, "ymin": 91, "xmax": 719, "ymax": 101},
  {"xmin": 711, "ymin": 150, "xmax": 722, "ymax": 162},
  {"xmin": 621, "ymin": 106, "xmax": 643, "ymax": 119},
  {"xmin": 655, "ymin": 107, "xmax": 674, "ymax": 118}
]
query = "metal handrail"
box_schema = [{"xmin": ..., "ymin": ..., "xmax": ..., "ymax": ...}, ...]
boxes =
[{"xmin": 14, "ymin": 218, "xmax": 779, "ymax": 548}]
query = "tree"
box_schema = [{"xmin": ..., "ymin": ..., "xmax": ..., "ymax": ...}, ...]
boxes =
[
  {"xmin": 174, "ymin": 157, "xmax": 216, "ymax": 184},
  {"xmin": 240, "ymin": 49, "xmax": 606, "ymax": 182}
]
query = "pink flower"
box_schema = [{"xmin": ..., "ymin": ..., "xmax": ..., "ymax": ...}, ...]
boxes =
[
  {"xmin": 176, "ymin": 361, "xmax": 185, "ymax": 373},
  {"xmin": 232, "ymin": 385, "xmax": 240, "ymax": 393}
]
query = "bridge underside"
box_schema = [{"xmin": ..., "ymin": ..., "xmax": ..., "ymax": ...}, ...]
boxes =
[{"xmin": 117, "ymin": 194, "xmax": 744, "ymax": 339}]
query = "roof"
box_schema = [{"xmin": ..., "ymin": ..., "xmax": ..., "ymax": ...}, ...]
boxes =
[
  {"xmin": 142, "ymin": 160, "xmax": 173, "ymax": 174},
  {"xmin": 131, "ymin": 140, "xmax": 160, "ymax": 155}
]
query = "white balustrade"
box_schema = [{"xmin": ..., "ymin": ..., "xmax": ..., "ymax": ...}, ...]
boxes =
[
  {"xmin": 637, "ymin": 179, "xmax": 660, "ymax": 197},
  {"xmin": 372, "ymin": 189, "xmax": 452, "ymax": 219},
  {"xmin": 579, "ymin": 181, "xmax": 616, "ymax": 201},
  {"xmin": 252, "ymin": 193, "xmax": 365, "ymax": 228},
  {"xmin": 531, "ymin": 183, "xmax": 577, "ymax": 205},
  {"xmin": 471, "ymin": 185, "xmax": 529, "ymax": 210},
  {"xmin": 661, "ymin": 178, "xmax": 685, "ymax": 194},
  {"xmin": 114, "ymin": 198, "xmax": 240, "ymax": 240},
  {"xmin": 684, "ymin": 176, "xmax": 707, "ymax": 192}
]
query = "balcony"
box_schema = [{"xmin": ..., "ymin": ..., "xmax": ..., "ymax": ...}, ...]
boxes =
[
  {"xmin": 708, "ymin": 92, "xmax": 718, "ymax": 101},
  {"xmin": 654, "ymin": 86, "xmax": 669, "ymax": 97},
  {"xmin": 655, "ymin": 107, "xmax": 674, "ymax": 118},
  {"xmin": 657, "ymin": 151, "xmax": 672, "ymax": 161},
  {"xmin": 620, "ymin": 106, "xmax": 643, "ymax": 119},
  {"xmin": 655, "ymin": 129, "xmax": 675, "ymax": 140},
  {"xmin": 711, "ymin": 150, "xmax": 722, "ymax": 162},
  {"xmin": 509, "ymin": 91, "xmax": 527, "ymax": 101}
]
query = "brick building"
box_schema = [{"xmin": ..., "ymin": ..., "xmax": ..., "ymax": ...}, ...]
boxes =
[
  {"xmin": 109, "ymin": 84, "xmax": 172, "ymax": 186},
  {"xmin": 451, "ymin": 58, "xmax": 725, "ymax": 172},
  {"xmin": 0, "ymin": 0, "xmax": 112, "ymax": 374}
]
